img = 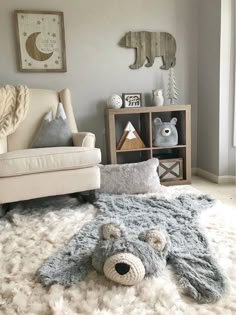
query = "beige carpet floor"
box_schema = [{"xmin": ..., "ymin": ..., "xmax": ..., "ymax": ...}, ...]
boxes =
[{"xmin": 0, "ymin": 185, "xmax": 235, "ymax": 315}]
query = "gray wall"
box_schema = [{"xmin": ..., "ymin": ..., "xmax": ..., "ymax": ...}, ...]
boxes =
[
  {"xmin": 0, "ymin": 0, "xmax": 198, "ymax": 164},
  {"xmin": 197, "ymin": 0, "xmax": 221, "ymax": 175}
]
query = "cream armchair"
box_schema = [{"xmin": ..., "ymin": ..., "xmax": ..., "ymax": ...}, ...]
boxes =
[{"xmin": 0, "ymin": 88, "xmax": 101, "ymax": 216}]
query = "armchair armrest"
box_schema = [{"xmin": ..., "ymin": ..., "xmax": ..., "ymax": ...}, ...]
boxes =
[
  {"xmin": 72, "ymin": 132, "xmax": 96, "ymax": 148},
  {"xmin": 0, "ymin": 137, "xmax": 7, "ymax": 154}
]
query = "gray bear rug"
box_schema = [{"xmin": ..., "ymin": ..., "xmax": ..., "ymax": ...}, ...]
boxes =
[{"xmin": 38, "ymin": 192, "xmax": 227, "ymax": 304}]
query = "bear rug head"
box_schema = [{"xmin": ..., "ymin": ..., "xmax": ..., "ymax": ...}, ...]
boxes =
[{"xmin": 92, "ymin": 222, "xmax": 170, "ymax": 286}]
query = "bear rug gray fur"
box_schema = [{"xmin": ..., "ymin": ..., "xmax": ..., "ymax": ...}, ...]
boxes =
[{"xmin": 38, "ymin": 193, "xmax": 227, "ymax": 304}]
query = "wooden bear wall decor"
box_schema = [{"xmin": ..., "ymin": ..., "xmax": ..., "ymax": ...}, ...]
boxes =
[{"xmin": 123, "ymin": 31, "xmax": 176, "ymax": 70}]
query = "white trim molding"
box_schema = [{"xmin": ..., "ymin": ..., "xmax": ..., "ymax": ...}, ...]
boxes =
[{"xmin": 192, "ymin": 168, "xmax": 236, "ymax": 184}]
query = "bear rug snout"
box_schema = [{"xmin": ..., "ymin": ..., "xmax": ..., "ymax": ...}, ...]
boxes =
[{"xmin": 103, "ymin": 253, "xmax": 145, "ymax": 285}]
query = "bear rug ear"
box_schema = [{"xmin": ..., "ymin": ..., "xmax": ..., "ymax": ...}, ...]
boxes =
[
  {"xmin": 139, "ymin": 228, "xmax": 171, "ymax": 257},
  {"xmin": 100, "ymin": 223, "xmax": 124, "ymax": 240}
]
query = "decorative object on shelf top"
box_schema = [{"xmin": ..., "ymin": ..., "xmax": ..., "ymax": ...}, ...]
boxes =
[
  {"xmin": 122, "ymin": 93, "xmax": 142, "ymax": 108},
  {"xmin": 117, "ymin": 121, "xmax": 145, "ymax": 150},
  {"xmin": 152, "ymin": 89, "xmax": 164, "ymax": 106},
  {"xmin": 152, "ymin": 117, "xmax": 178, "ymax": 147},
  {"xmin": 122, "ymin": 31, "xmax": 176, "ymax": 70},
  {"xmin": 167, "ymin": 67, "xmax": 178, "ymax": 104},
  {"xmin": 107, "ymin": 94, "xmax": 123, "ymax": 109}
]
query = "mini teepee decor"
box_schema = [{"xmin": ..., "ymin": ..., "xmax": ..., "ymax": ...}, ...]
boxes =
[
  {"xmin": 117, "ymin": 121, "xmax": 145, "ymax": 150},
  {"xmin": 167, "ymin": 67, "xmax": 178, "ymax": 105}
]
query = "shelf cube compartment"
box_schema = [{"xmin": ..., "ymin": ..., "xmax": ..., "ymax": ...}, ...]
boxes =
[
  {"xmin": 117, "ymin": 150, "xmax": 152, "ymax": 164},
  {"xmin": 115, "ymin": 113, "xmax": 151, "ymax": 149},
  {"xmin": 151, "ymin": 110, "xmax": 186, "ymax": 146}
]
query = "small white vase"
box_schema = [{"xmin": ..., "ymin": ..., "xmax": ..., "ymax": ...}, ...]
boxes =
[{"xmin": 152, "ymin": 89, "xmax": 164, "ymax": 106}]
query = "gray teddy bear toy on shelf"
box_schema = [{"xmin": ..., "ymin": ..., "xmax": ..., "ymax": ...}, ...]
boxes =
[
  {"xmin": 152, "ymin": 117, "xmax": 178, "ymax": 146},
  {"xmin": 38, "ymin": 193, "xmax": 226, "ymax": 304}
]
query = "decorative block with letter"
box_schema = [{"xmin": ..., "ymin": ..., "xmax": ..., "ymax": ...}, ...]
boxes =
[{"xmin": 158, "ymin": 158, "xmax": 183, "ymax": 182}]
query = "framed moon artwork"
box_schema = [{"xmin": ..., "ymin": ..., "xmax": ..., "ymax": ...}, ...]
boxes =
[{"xmin": 15, "ymin": 10, "xmax": 67, "ymax": 72}]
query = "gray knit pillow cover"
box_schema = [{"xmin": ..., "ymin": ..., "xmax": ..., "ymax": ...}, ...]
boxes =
[{"xmin": 31, "ymin": 103, "xmax": 72, "ymax": 148}]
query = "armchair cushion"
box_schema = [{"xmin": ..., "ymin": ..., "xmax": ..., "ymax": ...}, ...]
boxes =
[{"xmin": 0, "ymin": 147, "xmax": 101, "ymax": 177}]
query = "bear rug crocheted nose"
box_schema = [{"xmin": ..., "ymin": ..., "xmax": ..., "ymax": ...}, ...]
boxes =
[{"xmin": 103, "ymin": 253, "xmax": 145, "ymax": 285}]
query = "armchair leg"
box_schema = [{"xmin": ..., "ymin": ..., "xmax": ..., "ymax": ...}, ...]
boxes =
[
  {"xmin": 77, "ymin": 190, "xmax": 97, "ymax": 204},
  {"xmin": 0, "ymin": 204, "xmax": 9, "ymax": 217}
]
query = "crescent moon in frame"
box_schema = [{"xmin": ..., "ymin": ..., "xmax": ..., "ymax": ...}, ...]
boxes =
[{"xmin": 25, "ymin": 32, "xmax": 54, "ymax": 61}]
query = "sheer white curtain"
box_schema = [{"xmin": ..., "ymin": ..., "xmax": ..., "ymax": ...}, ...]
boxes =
[
  {"xmin": 234, "ymin": 85, "xmax": 236, "ymax": 146},
  {"xmin": 234, "ymin": 70, "xmax": 236, "ymax": 145},
  {"xmin": 234, "ymin": 1, "xmax": 236, "ymax": 147}
]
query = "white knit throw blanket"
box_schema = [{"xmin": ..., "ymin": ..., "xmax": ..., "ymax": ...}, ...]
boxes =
[{"xmin": 0, "ymin": 85, "xmax": 29, "ymax": 139}]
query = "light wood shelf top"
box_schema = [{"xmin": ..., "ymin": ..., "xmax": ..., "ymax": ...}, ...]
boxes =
[
  {"xmin": 152, "ymin": 145, "xmax": 186, "ymax": 150},
  {"xmin": 116, "ymin": 144, "xmax": 186, "ymax": 152},
  {"xmin": 116, "ymin": 148, "xmax": 151, "ymax": 152},
  {"xmin": 105, "ymin": 105, "xmax": 191, "ymax": 115}
]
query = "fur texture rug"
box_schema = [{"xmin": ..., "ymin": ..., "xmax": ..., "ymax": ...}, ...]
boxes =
[
  {"xmin": 38, "ymin": 192, "xmax": 226, "ymax": 304},
  {"xmin": 0, "ymin": 185, "xmax": 236, "ymax": 315}
]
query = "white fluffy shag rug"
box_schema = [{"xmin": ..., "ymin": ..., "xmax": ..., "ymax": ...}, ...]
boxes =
[{"xmin": 0, "ymin": 185, "xmax": 236, "ymax": 315}]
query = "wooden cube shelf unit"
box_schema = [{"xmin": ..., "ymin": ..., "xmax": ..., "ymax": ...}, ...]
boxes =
[{"xmin": 105, "ymin": 105, "xmax": 191, "ymax": 185}]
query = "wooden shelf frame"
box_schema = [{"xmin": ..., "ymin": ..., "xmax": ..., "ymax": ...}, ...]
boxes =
[
  {"xmin": 107, "ymin": 105, "xmax": 190, "ymax": 114},
  {"xmin": 105, "ymin": 105, "xmax": 191, "ymax": 185},
  {"xmin": 117, "ymin": 148, "xmax": 151, "ymax": 152}
]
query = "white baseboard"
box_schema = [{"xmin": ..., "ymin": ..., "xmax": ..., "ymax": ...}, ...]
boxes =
[
  {"xmin": 217, "ymin": 176, "xmax": 236, "ymax": 184},
  {"xmin": 195, "ymin": 168, "xmax": 219, "ymax": 183},
  {"xmin": 192, "ymin": 168, "xmax": 236, "ymax": 184}
]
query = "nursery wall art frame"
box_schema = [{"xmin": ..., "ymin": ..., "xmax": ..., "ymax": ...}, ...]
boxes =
[{"xmin": 15, "ymin": 10, "xmax": 67, "ymax": 72}]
